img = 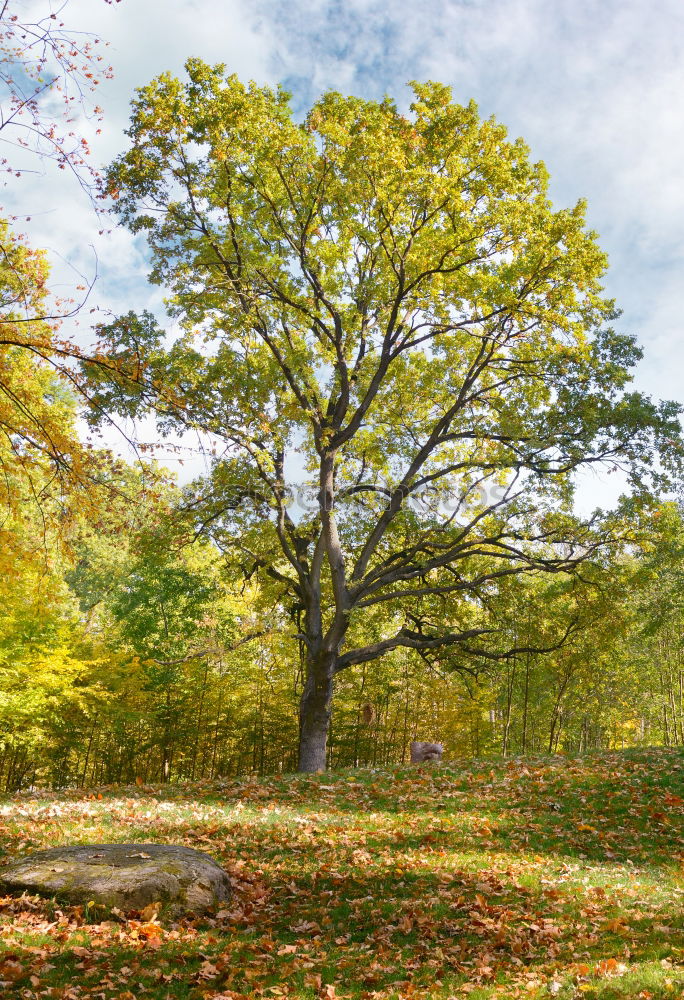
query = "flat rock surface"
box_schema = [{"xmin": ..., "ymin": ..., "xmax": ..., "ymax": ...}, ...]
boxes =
[{"xmin": 0, "ymin": 843, "xmax": 231, "ymax": 916}]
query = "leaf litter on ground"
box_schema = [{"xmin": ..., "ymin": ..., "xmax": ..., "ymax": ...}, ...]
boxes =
[{"xmin": 0, "ymin": 746, "xmax": 682, "ymax": 999}]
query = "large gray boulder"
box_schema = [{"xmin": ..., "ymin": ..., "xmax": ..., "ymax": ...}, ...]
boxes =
[{"xmin": 0, "ymin": 843, "xmax": 231, "ymax": 917}]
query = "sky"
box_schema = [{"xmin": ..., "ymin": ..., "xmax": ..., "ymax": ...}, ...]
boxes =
[{"xmin": 7, "ymin": 0, "xmax": 684, "ymax": 509}]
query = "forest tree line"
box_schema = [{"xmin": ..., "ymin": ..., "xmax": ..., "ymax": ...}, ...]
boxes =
[{"xmin": 1, "ymin": 450, "xmax": 682, "ymax": 790}]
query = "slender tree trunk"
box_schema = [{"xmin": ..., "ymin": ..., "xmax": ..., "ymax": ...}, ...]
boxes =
[
  {"xmin": 210, "ymin": 682, "xmax": 224, "ymax": 779},
  {"xmin": 191, "ymin": 660, "xmax": 209, "ymax": 781},
  {"xmin": 548, "ymin": 663, "xmax": 573, "ymax": 753},
  {"xmin": 386, "ymin": 696, "xmax": 401, "ymax": 765},
  {"xmin": 81, "ymin": 720, "xmax": 97, "ymax": 788},
  {"xmin": 352, "ymin": 663, "xmax": 367, "ymax": 767},
  {"xmin": 502, "ymin": 653, "xmax": 517, "ymax": 757},
  {"xmin": 401, "ymin": 664, "xmax": 410, "ymax": 764},
  {"xmin": 521, "ymin": 651, "xmax": 531, "ymax": 754},
  {"xmin": 161, "ymin": 688, "xmax": 173, "ymax": 782}
]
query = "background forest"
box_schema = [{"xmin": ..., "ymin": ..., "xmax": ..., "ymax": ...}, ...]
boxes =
[{"xmin": 2, "ymin": 475, "xmax": 683, "ymax": 791}]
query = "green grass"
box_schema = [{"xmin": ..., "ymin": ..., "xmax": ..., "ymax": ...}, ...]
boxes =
[{"xmin": 0, "ymin": 747, "xmax": 682, "ymax": 999}]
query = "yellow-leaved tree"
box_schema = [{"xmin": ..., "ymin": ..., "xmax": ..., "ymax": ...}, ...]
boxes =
[
  {"xmin": 0, "ymin": 219, "xmax": 99, "ymax": 569},
  {"xmin": 91, "ymin": 68, "xmax": 682, "ymax": 771}
]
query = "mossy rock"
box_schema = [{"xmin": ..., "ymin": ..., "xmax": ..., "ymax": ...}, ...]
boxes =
[{"xmin": 0, "ymin": 843, "xmax": 231, "ymax": 917}]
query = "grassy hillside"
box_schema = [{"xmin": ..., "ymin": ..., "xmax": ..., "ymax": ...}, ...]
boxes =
[{"xmin": 0, "ymin": 748, "xmax": 682, "ymax": 999}]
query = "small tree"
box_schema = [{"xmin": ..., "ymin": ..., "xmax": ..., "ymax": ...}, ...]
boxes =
[
  {"xmin": 0, "ymin": 0, "xmax": 122, "ymax": 186},
  {"xmin": 95, "ymin": 64, "xmax": 681, "ymax": 770},
  {"xmin": 0, "ymin": 1, "xmax": 126, "ymax": 531}
]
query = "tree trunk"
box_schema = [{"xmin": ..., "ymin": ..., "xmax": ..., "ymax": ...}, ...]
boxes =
[
  {"xmin": 298, "ymin": 652, "xmax": 336, "ymax": 772},
  {"xmin": 502, "ymin": 653, "xmax": 517, "ymax": 757},
  {"xmin": 352, "ymin": 663, "xmax": 367, "ymax": 767},
  {"xmin": 521, "ymin": 650, "xmax": 531, "ymax": 753},
  {"xmin": 297, "ymin": 452, "xmax": 348, "ymax": 773},
  {"xmin": 80, "ymin": 720, "xmax": 97, "ymax": 788}
]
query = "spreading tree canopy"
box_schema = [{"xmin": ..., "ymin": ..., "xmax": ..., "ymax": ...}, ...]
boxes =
[{"xmin": 93, "ymin": 63, "xmax": 682, "ymax": 770}]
